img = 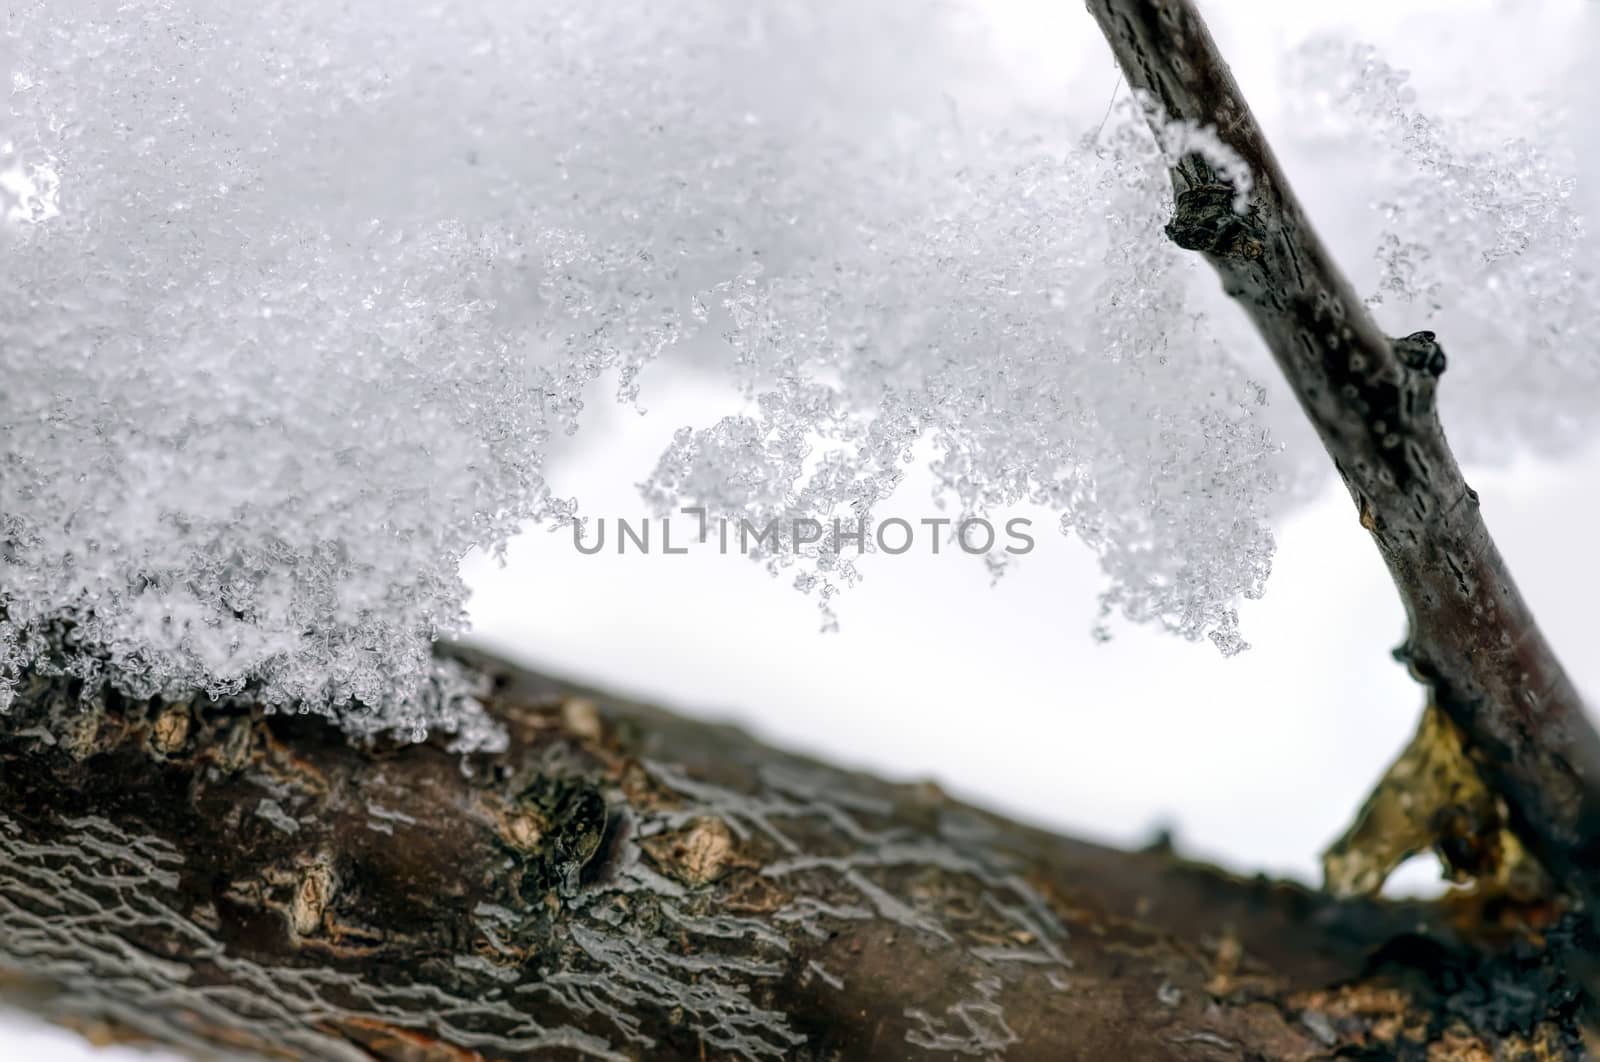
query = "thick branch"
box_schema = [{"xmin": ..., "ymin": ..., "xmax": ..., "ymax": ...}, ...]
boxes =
[
  {"xmin": 0, "ymin": 649, "xmax": 1588, "ymax": 1059},
  {"xmin": 1085, "ymin": 0, "xmax": 1600, "ymax": 909}
]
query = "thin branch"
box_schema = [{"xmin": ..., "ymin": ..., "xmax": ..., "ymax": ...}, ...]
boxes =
[{"xmin": 1083, "ymin": 0, "xmax": 1600, "ymax": 905}]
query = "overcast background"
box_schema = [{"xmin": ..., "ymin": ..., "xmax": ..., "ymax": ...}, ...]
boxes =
[{"xmin": 10, "ymin": 0, "xmax": 1599, "ymax": 1055}]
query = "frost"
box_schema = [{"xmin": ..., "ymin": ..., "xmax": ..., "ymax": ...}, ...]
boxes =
[
  {"xmin": 0, "ymin": 144, "xmax": 59, "ymax": 225},
  {"xmin": 1285, "ymin": 37, "xmax": 1600, "ymax": 460},
  {"xmin": 641, "ymin": 110, "xmax": 1280, "ymax": 653},
  {"xmin": 1, "ymin": 0, "xmax": 1291, "ymax": 734},
  {"xmin": 1157, "ymin": 117, "xmax": 1255, "ymax": 212},
  {"xmin": 9, "ymin": 8, "xmax": 1592, "ymax": 737}
]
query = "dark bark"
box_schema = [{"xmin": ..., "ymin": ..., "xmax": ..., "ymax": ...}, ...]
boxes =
[
  {"xmin": 1084, "ymin": 0, "xmax": 1600, "ymax": 914},
  {"xmin": 0, "ymin": 648, "xmax": 1591, "ymax": 1060},
  {"xmin": 2, "ymin": 5, "xmax": 1596, "ymax": 1059}
]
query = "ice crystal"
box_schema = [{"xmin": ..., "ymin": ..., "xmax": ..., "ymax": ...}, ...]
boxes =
[
  {"xmin": 0, "ymin": 0, "xmax": 1290, "ymax": 734},
  {"xmin": 643, "ymin": 108, "xmax": 1281, "ymax": 654},
  {"xmin": 12, "ymin": 5, "xmax": 1586, "ymax": 738},
  {"xmin": 1157, "ymin": 117, "xmax": 1254, "ymax": 212},
  {"xmin": 1285, "ymin": 37, "xmax": 1600, "ymax": 460}
]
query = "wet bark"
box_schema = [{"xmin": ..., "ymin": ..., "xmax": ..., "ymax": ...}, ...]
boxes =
[
  {"xmin": 0, "ymin": 647, "xmax": 1591, "ymax": 1060},
  {"xmin": 1083, "ymin": 0, "xmax": 1600, "ymax": 917}
]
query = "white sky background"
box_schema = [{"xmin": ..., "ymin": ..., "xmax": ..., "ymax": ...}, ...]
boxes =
[
  {"xmin": 464, "ymin": 386, "xmax": 1600, "ymax": 891},
  {"xmin": 467, "ymin": 0, "xmax": 1600, "ymax": 890},
  {"xmin": 10, "ymin": 0, "xmax": 1600, "ymax": 1056}
]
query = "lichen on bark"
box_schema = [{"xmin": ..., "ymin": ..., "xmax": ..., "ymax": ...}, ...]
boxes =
[{"xmin": 0, "ymin": 648, "xmax": 1590, "ymax": 1060}]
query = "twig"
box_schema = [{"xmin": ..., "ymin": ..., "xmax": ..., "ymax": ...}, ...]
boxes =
[{"xmin": 1083, "ymin": 0, "xmax": 1600, "ymax": 906}]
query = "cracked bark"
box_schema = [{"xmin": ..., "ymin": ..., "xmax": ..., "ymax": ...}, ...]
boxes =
[
  {"xmin": 1084, "ymin": 0, "xmax": 1600, "ymax": 915},
  {"xmin": 2, "ymin": 3, "xmax": 1597, "ymax": 1059},
  {"xmin": 0, "ymin": 647, "xmax": 1592, "ymax": 1060}
]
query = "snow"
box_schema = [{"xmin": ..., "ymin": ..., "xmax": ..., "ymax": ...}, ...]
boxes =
[
  {"xmin": 4, "ymin": 0, "xmax": 1600, "ymax": 1056},
  {"xmin": 2, "ymin": 0, "xmax": 1280, "ymax": 731},
  {"xmin": 0, "ymin": 0, "xmax": 1595, "ymax": 740},
  {"xmin": 1285, "ymin": 36, "xmax": 1600, "ymax": 460}
]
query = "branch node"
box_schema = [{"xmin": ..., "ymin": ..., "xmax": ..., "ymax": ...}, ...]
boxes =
[
  {"xmin": 1392, "ymin": 330, "xmax": 1447, "ymax": 378},
  {"xmin": 1165, "ymin": 183, "xmax": 1262, "ymax": 259}
]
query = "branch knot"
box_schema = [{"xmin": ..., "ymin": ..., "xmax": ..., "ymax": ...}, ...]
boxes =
[
  {"xmin": 1392, "ymin": 330, "xmax": 1447, "ymax": 378},
  {"xmin": 1392, "ymin": 330, "xmax": 1446, "ymax": 423},
  {"xmin": 1165, "ymin": 183, "xmax": 1262, "ymax": 259}
]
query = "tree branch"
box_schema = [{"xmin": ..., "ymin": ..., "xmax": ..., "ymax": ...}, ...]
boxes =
[
  {"xmin": 4, "ymin": 7, "xmax": 1597, "ymax": 1057},
  {"xmin": 0, "ymin": 648, "xmax": 1589, "ymax": 1059},
  {"xmin": 1084, "ymin": 0, "xmax": 1600, "ymax": 910}
]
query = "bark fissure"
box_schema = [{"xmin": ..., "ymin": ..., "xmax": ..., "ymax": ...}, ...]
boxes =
[
  {"xmin": 1, "ymin": 5, "xmax": 1596, "ymax": 1058},
  {"xmin": 0, "ymin": 652, "xmax": 1589, "ymax": 1059},
  {"xmin": 1085, "ymin": 0, "xmax": 1600, "ymax": 910}
]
